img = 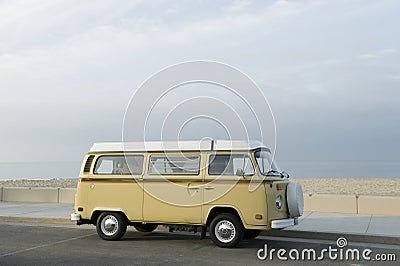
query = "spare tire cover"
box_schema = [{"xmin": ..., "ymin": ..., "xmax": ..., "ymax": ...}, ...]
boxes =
[{"xmin": 286, "ymin": 182, "xmax": 304, "ymax": 217}]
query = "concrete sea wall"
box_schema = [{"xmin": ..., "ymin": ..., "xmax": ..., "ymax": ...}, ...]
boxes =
[
  {"xmin": 1, "ymin": 187, "xmax": 75, "ymax": 204},
  {"xmin": 303, "ymin": 194, "xmax": 400, "ymax": 215}
]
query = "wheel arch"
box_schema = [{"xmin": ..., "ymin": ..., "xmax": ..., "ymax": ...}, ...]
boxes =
[
  {"xmin": 205, "ymin": 206, "xmax": 244, "ymax": 226},
  {"xmin": 91, "ymin": 208, "xmax": 128, "ymax": 225}
]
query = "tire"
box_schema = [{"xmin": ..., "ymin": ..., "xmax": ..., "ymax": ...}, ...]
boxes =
[
  {"xmin": 134, "ymin": 224, "xmax": 158, "ymax": 232},
  {"xmin": 243, "ymin": 229, "xmax": 261, "ymax": 239},
  {"xmin": 286, "ymin": 182, "xmax": 304, "ymax": 217},
  {"xmin": 209, "ymin": 213, "xmax": 244, "ymax": 248},
  {"xmin": 96, "ymin": 212, "xmax": 127, "ymax": 241}
]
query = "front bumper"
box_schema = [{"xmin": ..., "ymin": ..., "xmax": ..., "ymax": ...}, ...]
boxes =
[
  {"xmin": 271, "ymin": 217, "xmax": 298, "ymax": 229},
  {"xmin": 70, "ymin": 213, "xmax": 81, "ymax": 221}
]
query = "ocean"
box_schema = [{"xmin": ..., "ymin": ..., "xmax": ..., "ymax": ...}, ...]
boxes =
[
  {"xmin": 0, "ymin": 160, "xmax": 398, "ymax": 180},
  {"xmin": 280, "ymin": 160, "xmax": 399, "ymax": 179},
  {"xmin": 0, "ymin": 162, "xmax": 81, "ymax": 180}
]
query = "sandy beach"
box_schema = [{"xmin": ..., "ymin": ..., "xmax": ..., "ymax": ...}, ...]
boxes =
[
  {"xmin": 0, "ymin": 178, "xmax": 399, "ymax": 196},
  {"xmin": 0, "ymin": 179, "xmax": 77, "ymax": 189},
  {"xmin": 291, "ymin": 178, "xmax": 400, "ymax": 196}
]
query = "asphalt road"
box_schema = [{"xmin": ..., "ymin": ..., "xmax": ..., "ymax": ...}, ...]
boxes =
[{"xmin": 0, "ymin": 222, "xmax": 398, "ymax": 265}]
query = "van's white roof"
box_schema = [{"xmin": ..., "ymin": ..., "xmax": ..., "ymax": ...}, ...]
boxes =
[{"xmin": 89, "ymin": 140, "xmax": 268, "ymax": 152}]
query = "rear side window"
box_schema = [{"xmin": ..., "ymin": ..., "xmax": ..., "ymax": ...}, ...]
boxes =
[
  {"xmin": 94, "ymin": 155, "xmax": 144, "ymax": 175},
  {"xmin": 208, "ymin": 154, "xmax": 254, "ymax": 176},
  {"xmin": 149, "ymin": 155, "xmax": 200, "ymax": 175}
]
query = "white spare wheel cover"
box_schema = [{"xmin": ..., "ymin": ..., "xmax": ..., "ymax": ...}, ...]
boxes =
[{"xmin": 286, "ymin": 182, "xmax": 304, "ymax": 217}]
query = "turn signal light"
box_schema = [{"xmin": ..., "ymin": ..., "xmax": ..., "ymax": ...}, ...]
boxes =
[
  {"xmin": 78, "ymin": 207, "xmax": 83, "ymax": 212},
  {"xmin": 255, "ymin": 214, "xmax": 263, "ymax": 220}
]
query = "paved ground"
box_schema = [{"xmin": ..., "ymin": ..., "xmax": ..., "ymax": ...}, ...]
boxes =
[
  {"xmin": 0, "ymin": 222, "xmax": 398, "ymax": 265},
  {"xmin": 0, "ymin": 202, "xmax": 73, "ymax": 219},
  {"xmin": 0, "ymin": 202, "xmax": 399, "ymax": 264}
]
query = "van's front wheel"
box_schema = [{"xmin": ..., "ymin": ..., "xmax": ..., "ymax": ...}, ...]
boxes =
[
  {"xmin": 209, "ymin": 213, "xmax": 244, "ymax": 248},
  {"xmin": 96, "ymin": 212, "xmax": 127, "ymax": 241}
]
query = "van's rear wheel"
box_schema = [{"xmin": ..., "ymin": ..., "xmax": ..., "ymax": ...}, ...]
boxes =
[
  {"xmin": 209, "ymin": 213, "xmax": 244, "ymax": 248},
  {"xmin": 96, "ymin": 212, "xmax": 127, "ymax": 241},
  {"xmin": 134, "ymin": 224, "xmax": 158, "ymax": 232}
]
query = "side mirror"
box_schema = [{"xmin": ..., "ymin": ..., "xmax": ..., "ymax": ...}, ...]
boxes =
[
  {"xmin": 236, "ymin": 168, "xmax": 244, "ymax": 177},
  {"xmin": 281, "ymin": 171, "xmax": 290, "ymax": 178}
]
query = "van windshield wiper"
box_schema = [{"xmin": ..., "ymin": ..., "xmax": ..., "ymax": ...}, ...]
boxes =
[
  {"xmin": 265, "ymin": 169, "xmax": 290, "ymax": 178},
  {"xmin": 265, "ymin": 169, "xmax": 281, "ymax": 176}
]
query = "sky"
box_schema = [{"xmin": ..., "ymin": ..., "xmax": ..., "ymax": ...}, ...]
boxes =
[{"xmin": 0, "ymin": 0, "xmax": 399, "ymax": 178}]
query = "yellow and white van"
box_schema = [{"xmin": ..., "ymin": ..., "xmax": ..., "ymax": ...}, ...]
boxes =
[{"xmin": 71, "ymin": 140, "xmax": 303, "ymax": 248}]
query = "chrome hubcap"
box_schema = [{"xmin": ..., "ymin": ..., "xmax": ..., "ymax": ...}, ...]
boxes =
[
  {"xmin": 215, "ymin": 220, "xmax": 236, "ymax": 243},
  {"xmin": 101, "ymin": 215, "xmax": 118, "ymax": 236}
]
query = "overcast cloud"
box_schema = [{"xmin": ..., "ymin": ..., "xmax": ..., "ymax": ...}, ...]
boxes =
[{"xmin": 0, "ymin": 0, "xmax": 399, "ymax": 178}]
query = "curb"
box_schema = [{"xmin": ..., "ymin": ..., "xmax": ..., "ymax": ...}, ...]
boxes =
[
  {"xmin": 0, "ymin": 216, "xmax": 72, "ymax": 225},
  {"xmin": 261, "ymin": 229, "xmax": 400, "ymax": 245}
]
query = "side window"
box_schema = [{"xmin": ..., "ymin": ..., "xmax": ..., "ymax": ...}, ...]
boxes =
[
  {"xmin": 149, "ymin": 155, "xmax": 200, "ymax": 175},
  {"xmin": 208, "ymin": 154, "xmax": 255, "ymax": 176},
  {"xmin": 94, "ymin": 155, "xmax": 144, "ymax": 175},
  {"xmin": 95, "ymin": 158, "xmax": 113, "ymax": 174}
]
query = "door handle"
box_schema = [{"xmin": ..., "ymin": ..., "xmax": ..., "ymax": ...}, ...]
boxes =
[
  {"xmin": 204, "ymin": 186, "xmax": 215, "ymax": 190},
  {"xmin": 188, "ymin": 186, "xmax": 200, "ymax": 190}
]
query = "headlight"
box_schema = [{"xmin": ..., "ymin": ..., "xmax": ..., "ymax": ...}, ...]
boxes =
[{"xmin": 275, "ymin": 195, "xmax": 282, "ymax": 209}]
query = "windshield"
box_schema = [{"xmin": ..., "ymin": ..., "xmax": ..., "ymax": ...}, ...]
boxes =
[{"xmin": 254, "ymin": 150, "xmax": 281, "ymax": 177}]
